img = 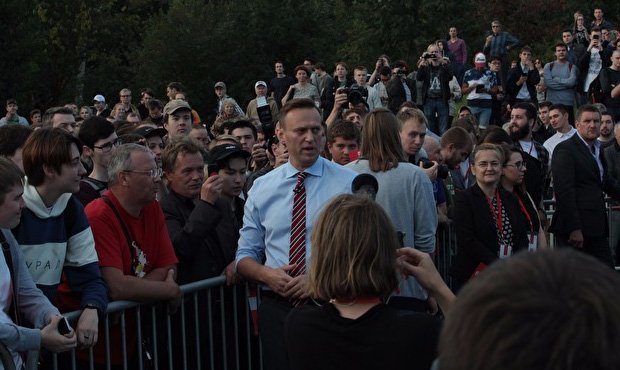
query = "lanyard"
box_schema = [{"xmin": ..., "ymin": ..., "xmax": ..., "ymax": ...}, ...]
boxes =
[{"xmin": 515, "ymin": 192, "xmax": 535, "ymax": 243}]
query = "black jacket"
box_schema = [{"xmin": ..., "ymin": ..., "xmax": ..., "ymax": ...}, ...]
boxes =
[
  {"xmin": 416, "ymin": 63, "xmax": 453, "ymax": 104},
  {"xmin": 550, "ymin": 134, "xmax": 620, "ymax": 238},
  {"xmin": 450, "ymin": 184, "xmax": 529, "ymax": 282},
  {"xmin": 160, "ymin": 191, "xmax": 241, "ymax": 284},
  {"xmin": 505, "ymin": 64, "xmax": 540, "ymax": 104}
]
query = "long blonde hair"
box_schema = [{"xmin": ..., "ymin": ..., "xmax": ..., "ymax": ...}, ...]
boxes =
[{"xmin": 360, "ymin": 108, "xmax": 405, "ymax": 172}]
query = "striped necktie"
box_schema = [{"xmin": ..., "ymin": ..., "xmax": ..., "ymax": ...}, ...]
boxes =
[{"xmin": 289, "ymin": 172, "xmax": 308, "ymax": 278}]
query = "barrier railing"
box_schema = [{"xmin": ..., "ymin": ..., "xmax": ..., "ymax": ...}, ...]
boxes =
[
  {"xmin": 0, "ymin": 342, "xmax": 16, "ymax": 370},
  {"xmin": 31, "ymin": 276, "xmax": 260, "ymax": 370}
]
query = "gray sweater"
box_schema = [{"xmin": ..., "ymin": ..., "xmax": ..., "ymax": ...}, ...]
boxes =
[{"xmin": 346, "ymin": 160, "xmax": 437, "ymax": 299}]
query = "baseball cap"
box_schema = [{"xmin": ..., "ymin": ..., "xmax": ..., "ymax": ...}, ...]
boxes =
[
  {"xmin": 474, "ymin": 53, "xmax": 487, "ymax": 67},
  {"xmin": 209, "ymin": 143, "xmax": 250, "ymax": 165},
  {"xmin": 255, "ymin": 81, "xmax": 267, "ymax": 88},
  {"xmin": 214, "ymin": 81, "xmax": 226, "ymax": 89},
  {"xmin": 163, "ymin": 99, "xmax": 192, "ymax": 116},
  {"xmin": 93, "ymin": 94, "xmax": 106, "ymax": 103},
  {"xmin": 134, "ymin": 126, "xmax": 167, "ymax": 139}
]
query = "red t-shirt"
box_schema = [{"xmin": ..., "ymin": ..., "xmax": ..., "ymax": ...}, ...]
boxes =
[
  {"xmin": 85, "ymin": 191, "xmax": 178, "ymax": 365},
  {"xmin": 86, "ymin": 191, "xmax": 178, "ymax": 276}
]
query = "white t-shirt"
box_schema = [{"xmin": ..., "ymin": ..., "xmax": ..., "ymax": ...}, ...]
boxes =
[{"xmin": 584, "ymin": 49, "xmax": 602, "ymax": 92}]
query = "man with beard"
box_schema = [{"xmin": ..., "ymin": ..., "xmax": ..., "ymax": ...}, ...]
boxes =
[
  {"xmin": 509, "ymin": 102, "xmax": 549, "ymax": 213},
  {"xmin": 543, "ymin": 104, "xmax": 576, "ymax": 161},
  {"xmin": 599, "ymin": 111, "xmax": 615, "ymax": 147}
]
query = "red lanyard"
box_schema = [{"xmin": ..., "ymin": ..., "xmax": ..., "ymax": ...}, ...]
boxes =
[
  {"xmin": 485, "ymin": 189, "xmax": 503, "ymax": 235},
  {"xmin": 515, "ymin": 192, "xmax": 535, "ymax": 243}
]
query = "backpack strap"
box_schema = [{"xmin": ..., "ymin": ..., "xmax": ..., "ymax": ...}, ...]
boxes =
[{"xmin": 101, "ymin": 196, "xmax": 137, "ymax": 275}]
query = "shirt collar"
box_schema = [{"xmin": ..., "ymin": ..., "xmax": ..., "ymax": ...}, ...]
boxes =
[
  {"xmin": 284, "ymin": 156, "xmax": 323, "ymax": 179},
  {"xmin": 576, "ymin": 131, "xmax": 600, "ymax": 150}
]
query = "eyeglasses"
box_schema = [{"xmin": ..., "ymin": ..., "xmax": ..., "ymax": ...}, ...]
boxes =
[
  {"xmin": 93, "ymin": 138, "xmax": 119, "ymax": 153},
  {"xmin": 123, "ymin": 168, "xmax": 163, "ymax": 179},
  {"xmin": 476, "ymin": 161, "xmax": 501, "ymax": 168},
  {"xmin": 505, "ymin": 161, "xmax": 526, "ymax": 170}
]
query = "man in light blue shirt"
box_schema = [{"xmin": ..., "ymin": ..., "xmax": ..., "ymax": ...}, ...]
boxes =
[{"xmin": 236, "ymin": 99, "xmax": 357, "ymax": 370}]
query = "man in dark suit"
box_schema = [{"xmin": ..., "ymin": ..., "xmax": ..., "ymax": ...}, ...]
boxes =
[{"xmin": 550, "ymin": 104, "xmax": 620, "ymax": 266}]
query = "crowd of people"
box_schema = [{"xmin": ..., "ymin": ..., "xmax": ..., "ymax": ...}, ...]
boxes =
[{"xmin": 1, "ymin": 6, "xmax": 620, "ymax": 370}]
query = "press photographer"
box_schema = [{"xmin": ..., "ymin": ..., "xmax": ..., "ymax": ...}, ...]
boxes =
[
  {"xmin": 416, "ymin": 43, "xmax": 453, "ymax": 135},
  {"xmin": 386, "ymin": 60, "xmax": 417, "ymax": 114}
]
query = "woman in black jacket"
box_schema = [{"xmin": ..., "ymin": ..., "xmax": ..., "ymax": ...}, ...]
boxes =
[{"xmin": 450, "ymin": 143, "xmax": 528, "ymax": 291}]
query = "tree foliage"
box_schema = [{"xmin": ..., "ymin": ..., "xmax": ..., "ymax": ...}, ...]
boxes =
[{"xmin": 0, "ymin": 0, "xmax": 618, "ymax": 119}]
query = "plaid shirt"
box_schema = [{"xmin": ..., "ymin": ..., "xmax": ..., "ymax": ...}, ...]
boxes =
[{"xmin": 483, "ymin": 31, "xmax": 520, "ymax": 58}]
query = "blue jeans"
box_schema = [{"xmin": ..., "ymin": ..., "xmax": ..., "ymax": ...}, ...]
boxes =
[
  {"xmin": 469, "ymin": 105, "xmax": 492, "ymax": 129},
  {"xmin": 423, "ymin": 97, "xmax": 450, "ymax": 135}
]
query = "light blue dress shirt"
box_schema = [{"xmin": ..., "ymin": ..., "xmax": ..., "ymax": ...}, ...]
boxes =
[{"xmin": 236, "ymin": 157, "xmax": 357, "ymax": 270}]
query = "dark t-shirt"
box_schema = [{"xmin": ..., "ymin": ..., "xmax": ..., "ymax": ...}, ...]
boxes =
[
  {"xmin": 75, "ymin": 177, "xmax": 108, "ymax": 207},
  {"xmin": 269, "ymin": 76, "xmax": 296, "ymax": 107},
  {"xmin": 600, "ymin": 67, "xmax": 620, "ymax": 111},
  {"xmin": 285, "ymin": 303, "xmax": 441, "ymax": 370}
]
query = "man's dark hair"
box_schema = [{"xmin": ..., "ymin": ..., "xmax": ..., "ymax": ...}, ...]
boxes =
[
  {"xmin": 479, "ymin": 126, "xmax": 512, "ymax": 145},
  {"xmin": 512, "ymin": 102, "xmax": 538, "ymax": 121},
  {"xmin": 78, "ymin": 117, "xmax": 115, "ymax": 149},
  {"xmin": 562, "ymin": 28, "xmax": 573, "ymax": 35},
  {"xmin": 538, "ymin": 101, "xmax": 552, "ymax": 110},
  {"xmin": 0, "ymin": 125, "xmax": 32, "ymax": 157},
  {"xmin": 488, "ymin": 55, "xmax": 502, "ymax": 63},
  {"xmin": 576, "ymin": 104, "xmax": 602, "ymax": 121},
  {"xmin": 140, "ymin": 88, "xmax": 155, "ymax": 98},
  {"xmin": 304, "ymin": 57, "xmax": 314, "ymax": 64},
  {"xmin": 229, "ymin": 120, "xmax": 258, "ymax": 141},
  {"xmin": 327, "ymin": 120, "xmax": 361, "ymax": 144},
  {"xmin": 439, "ymin": 249, "xmax": 620, "ymax": 370},
  {"xmin": 548, "ymin": 104, "xmax": 568, "ymax": 115},
  {"xmin": 6, "ymin": 99, "xmax": 17, "ymax": 106},
  {"xmin": 591, "ymin": 26, "xmax": 601, "ymax": 34},
  {"xmin": 147, "ymin": 99, "xmax": 163, "ymax": 110},
  {"xmin": 280, "ymin": 99, "xmax": 321, "ymax": 130},
  {"xmin": 23, "ymin": 128, "xmax": 82, "ymax": 187},
  {"xmin": 167, "ymin": 82, "xmax": 184, "ymax": 91},
  {"xmin": 0, "ymin": 157, "xmax": 24, "ymax": 206},
  {"xmin": 315, "ymin": 62, "xmax": 326, "ymax": 71},
  {"xmin": 380, "ymin": 66, "xmax": 392, "ymax": 77},
  {"xmin": 441, "ymin": 126, "xmax": 473, "ymax": 150},
  {"xmin": 520, "ymin": 45, "xmax": 532, "ymax": 54},
  {"xmin": 42, "ymin": 106, "xmax": 74, "ymax": 127},
  {"xmin": 554, "ymin": 42, "xmax": 567, "ymax": 51}
]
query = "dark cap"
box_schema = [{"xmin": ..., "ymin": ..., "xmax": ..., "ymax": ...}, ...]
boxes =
[
  {"xmin": 6, "ymin": 99, "xmax": 17, "ymax": 106},
  {"xmin": 134, "ymin": 126, "xmax": 167, "ymax": 139},
  {"xmin": 209, "ymin": 143, "xmax": 250, "ymax": 165},
  {"xmin": 352, "ymin": 174, "xmax": 379, "ymax": 196}
]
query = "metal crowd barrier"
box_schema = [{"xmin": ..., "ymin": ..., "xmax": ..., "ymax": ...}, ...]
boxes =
[{"xmin": 32, "ymin": 276, "xmax": 261, "ymax": 370}]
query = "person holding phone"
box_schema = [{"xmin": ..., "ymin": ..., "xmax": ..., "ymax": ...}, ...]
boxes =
[
  {"xmin": 0, "ymin": 157, "xmax": 76, "ymax": 369},
  {"xmin": 505, "ymin": 46, "xmax": 540, "ymax": 105},
  {"xmin": 577, "ymin": 27, "xmax": 611, "ymax": 105}
]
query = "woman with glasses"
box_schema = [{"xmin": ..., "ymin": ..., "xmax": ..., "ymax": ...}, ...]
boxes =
[
  {"xmin": 450, "ymin": 143, "xmax": 528, "ymax": 291},
  {"xmin": 573, "ymin": 11, "xmax": 590, "ymax": 48},
  {"xmin": 285, "ymin": 194, "xmax": 453, "ymax": 370},
  {"xmin": 500, "ymin": 145, "xmax": 547, "ymax": 250}
]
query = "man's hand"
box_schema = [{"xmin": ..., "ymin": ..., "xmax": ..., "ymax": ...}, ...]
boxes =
[
  {"xmin": 274, "ymin": 150, "xmax": 289, "ymax": 168},
  {"xmin": 223, "ymin": 261, "xmax": 240, "ymax": 286},
  {"xmin": 41, "ymin": 315, "xmax": 77, "ymax": 353},
  {"xmin": 263, "ymin": 264, "xmax": 295, "ymax": 296},
  {"xmin": 251, "ymin": 143, "xmax": 268, "ymax": 167},
  {"xmin": 397, "ymin": 248, "xmax": 444, "ymax": 293},
  {"xmin": 333, "ymin": 90, "xmax": 348, "ymax": 110},
  {"xmin": 283, "ymin": 274, "xmax": 308, "ymax": 299},
  {"xmin": 485, "ymin": 35, "xmax": 493, "ymax": 45},
  {"xmin": 568, "ymin": 229, "xmax": 584, "ymax": 248},
  {"xmin": 420, "ymin": 160, "xmax": 438, "ymax": 182},
  {"xmin": 517, "ymin": 75, "xmax": 528, "ymax": 86},
  {"xmin": 165, "ymin": 269, "xmax": 183, "ymax": 314},
  {"xmin": 200, "ymin": 175, "xmax": 223, "ymax": 205},
  {"xmin": 76, "ymin": 308, "xmax": 98, "ymax": 349}
]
